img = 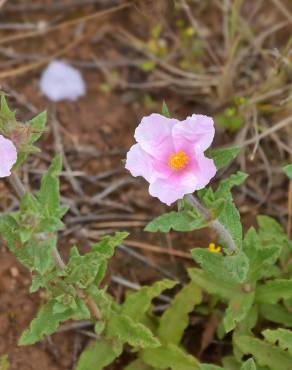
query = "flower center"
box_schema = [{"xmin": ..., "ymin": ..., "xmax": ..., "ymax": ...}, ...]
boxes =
[{"xmin": 168, "ymin": 151, "xmax": 189, "ymax": 170}]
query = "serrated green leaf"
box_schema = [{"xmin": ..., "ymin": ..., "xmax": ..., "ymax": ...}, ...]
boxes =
[
  {"xmin": 76, "ymin": 338, "xmax": 123, "ymax": 370},
  {"xmin": 162, "ymin": 101, "xmax": 171, "ymax": 117},
  {"xmin": 122, "ymin": 279, "xmax": 177, "ymax": 322},
  {"xmin": 92, "ymin": 232, "xmax": 128, "ymax": 258},
  {"xmin": 283, "ymin": 164, "xmax": 292, "ymax": 179},
  {"xmin": 241, "ymin": 358, "xmax": 257, "ymax": 370},
  {"xmin": 19, "ymin": 302, "xmax": 71, "ymax": 345},
  {"xmin": 216, "ymin": 171, "xmax": 248, "ymax": 200},
  {"xmin": 191, "ymin": 248, "xmax": 244, "ymax": 284},
  {"xmin": 107, "ymin": 314, "xmax": 160, "ymax": 348},
  {"xmin": 223, "ymin": 292, "xmax": 255, "ymax": 333},
  {"xmin": 188, "ymin": 267, "xmax": 238, "ymax": 299},
  {"xmin": 141, "ymin": 343, "xmax": 200, "ymax": 370},
  {"xmin": 243, "ymin": 227, "xmax": 282, "ymax": 282},
  {"xmin": 158, "ymin": 281, "xmax": 202, "ymax": 345},
  {"xmin": 217, "ymin": 202, "xmax": 242, "ymax": 249},
  {"xmin": 206, "ymin": 146, "xmax": 240, "ymax": 170},
  {"xmin": 145, "ymin": 211, "xmax": 207, "ymax": 233},
  {"xmin": 256, "ymin": 279, "xmax": 292, "ymax": 304},
  {"xmin": 263, "ymin": 328, "xmax": 292, "ymax": 355},
  {"xmin": 234, "ymin": 335, "xmax": 292, "ymax": 370},
  {"xmin": 223, "ymin": 251, "xmax": 249, "ymax": 283}
]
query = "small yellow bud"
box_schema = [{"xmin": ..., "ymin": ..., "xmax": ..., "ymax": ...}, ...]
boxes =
[{"xmin": 208, "ymin": 243, "xmax": 222, "ymax": 253}]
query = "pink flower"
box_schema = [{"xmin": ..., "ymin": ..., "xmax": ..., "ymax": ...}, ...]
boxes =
[
  {"xmin": 125, "ymin": 113, "xmax": 216, "ymax": 205},
  {"xmin": 0, "ymin": 135, "xmax": 17, "ymax": 178}
]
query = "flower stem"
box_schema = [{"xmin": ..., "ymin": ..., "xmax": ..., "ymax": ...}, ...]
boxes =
[
  {"xmin": 186, "ymin": 194, "xmax": 237, "ymax": 252},
  {"xmin": 8, "ymin": 172, "xmax": 102, "ymax": 320}
]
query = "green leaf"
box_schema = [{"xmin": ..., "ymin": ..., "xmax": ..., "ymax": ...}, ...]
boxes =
[
  {"xmin": 38, "ymin": 155, "xmax": 63, "ymax": 217},
  {"xmin": 200, "ymin": 365, "xmax": 225, "ymax": 370},
  {"xmin": 241, "ymin": 358, "xmax": 257, "ymax": 370},
  {"xmin": 259, "ymin": 303, "xmax": 292, "ymax": 327},
  {"xmin": 234, "ymin": 335, "xmax": 292, "ymax": 370},
  {"xmin": 122, "ymin": 279, "xmax": 177, "ymax": 322},
  {"xmin": 76, "ymin": 338, "xmax": 123, "ymax": 370},
  {"xmin": 223, "ymin": 251, "xmax": 249, "ymax": 283},
  {"xmin": 158, "ymin": 281, "xmax": 202, "ymax": 345},
  {"xmin": 188, "ymin": 267, "xmax": 238, "ymax": 300},
  {"xmin": 263, "ymin": 328, "xmax": 292, "ymax": 356},
  {"xmin": 283, "ymin": 164, "xmax": 292, "ymax": 179},
  {"xmin": 14, "ymin": 111, "xmax": 47, "ymax": 168},
  {"xmin": 217, "ymin": 202, "xmax": 242, "ymax": 249},
  {"xmin": 206, "ymin": 146, "xmax": 240, "ymax": 170},
  {"xmin": 141, "ymin": 343, "xmax": 200, "ymax": 370},
  {"xmin": 162, "ymin": 101, "xmax": 171, "ymax": 117},
  {"xmin": 30, "ymin": 235, "xmax": 56, "ymax": 275},
  {"xmin": 0, "ymin": 94, "xmax": 16, "ymax": 120},
  {"xmin": 124, "ymin": 360, "xmax": 154, "ymax": 370},
  {"xmin": 145, "ymin": 211, "xmax": 207, "ymax": 233},
  {"xmin": 92, "ymin": 232, "xmax": 129, "ymax": 258},
  {"xmin": 244, "ymin": 227, "xmax": 282, "ymax": 283},
  {"xmin": 191, "ymin": 248, "xmax": 246, "ymax": 284},
  {"xmin": 19, "ymin": 302, "xmax": 71, "ymax": 345},
  {"xmin": 222, "ymin": 356, "xmax": 242, "ymax": 370},
  {"xmin": 223, "ymin": 292, "xmax": 255, "ymax": 333},
  {"xmin": 107, "ymin": 314, "xmax": 160, "ymax": 348},
  {"xmin": 256, "ymin": 279, "xmax": 292, "ymax": 304},
  {"xmin": 216, "ymin": 172, "xmax": 248, "ymax": 200}
]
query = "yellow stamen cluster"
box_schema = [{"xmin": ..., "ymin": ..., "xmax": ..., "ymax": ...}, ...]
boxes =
[
  {"xmin": 168, "ymin": 151, "xmax": 189, "ymax": 170},
  {"xmin": 208, "ymin": 243, "xmax": 222, "ymax": 253}
]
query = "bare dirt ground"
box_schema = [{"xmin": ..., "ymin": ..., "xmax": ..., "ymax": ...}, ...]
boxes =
[{"xmin": 0, "ymin": 0, "xmax": 291, "ymax": 369}]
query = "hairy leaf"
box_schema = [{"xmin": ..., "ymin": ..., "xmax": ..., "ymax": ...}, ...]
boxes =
[
  {"xmin": 223, "ymin": 292, "xmax": 255, "ymax": 333},
  {"xmin": 141, "ymin": 343, "xmax": 200, "ymax": 370},
  {"xmin": 241, "ymin": 358, "xmax": 257, "ymax": 370},
  {"xmin": 206, "ymin": 146, "xmax": 240, "ymax": 170},
  {"xmin": 263, "ymin": 328, "xmax": 292, "ymax": 355},
  {"xmin": 107, "ymin": 314, "xmax": 160, "ymax": 348},
  {"xmin": 76, "ymin": 338, "xmax": 122, "ymax": 370},
  {"xmin": 223, "ymin": 251, "xmax": 249, "ymax": 283},
  {"xmin": 259, "ymin": 303, "xmax": 292, "ymax": 327},
  {"xmin": 256, "ymin": 279, "xmax": 292, "ymax": 304},
  {"xmin": 122, "ymin": 279, "xmax": 177, "ymax": 322},
  {"xmin": 19, "ymin": 302, "xmax": 71, "ymax": 345},
  {"xmin": 188, "ymin": 267, "xmax": 238, "ymax": 299},
  {"xmin": 145, "ymin": 211, "xmax": 207, "ymax": 233},
  {"xmin": 234, "ymin": 335, "xmax": 292, "ymax": 370},
  {"xmin": 158, "ymin": 281, "xmax": 202, "ymax": 345}
]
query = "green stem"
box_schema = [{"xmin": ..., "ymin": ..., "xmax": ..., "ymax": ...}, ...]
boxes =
[
  {"xmin": 9, "ymin": 172, "xmax": 102, "ymax": 320},
  {"xmin": 186, "ymin": 194, "xmax": 237, "ymax": 252}
]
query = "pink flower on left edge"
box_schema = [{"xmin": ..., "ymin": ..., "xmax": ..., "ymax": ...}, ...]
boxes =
[
  {"xmin": 125, "ymin": 113, "xmax": 216, "ymax": 205},
  {"xmin": 0, "ymin": 135, "xmax": 17, "ymax": 178}
]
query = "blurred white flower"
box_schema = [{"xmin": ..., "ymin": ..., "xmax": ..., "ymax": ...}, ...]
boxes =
[{"xmin": 40, "ymin": 60, "xmax": 86, "ymax": 102}]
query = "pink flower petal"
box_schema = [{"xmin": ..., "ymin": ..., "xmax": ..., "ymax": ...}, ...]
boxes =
[
  {"xmin": 149, "ymin": 172, "xmax": 199, "ymax": 206},
  {"xmin": 134, "ymin": 113, "xmax": 177, "ymax": 159},
  {"xmin": 125, "ymin": 143, "xmax": 158, "ymax": 183},
  {"xmin": 189, "ymin": 150, "xmax": 217, "ymax": 189},
  {"xmin": 172, "ymin": 114, "xmax": 215, "ymax": 152},
  {"xmin": 0, "ymin": 135, "xmax": 17, "ymax": 178}
]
